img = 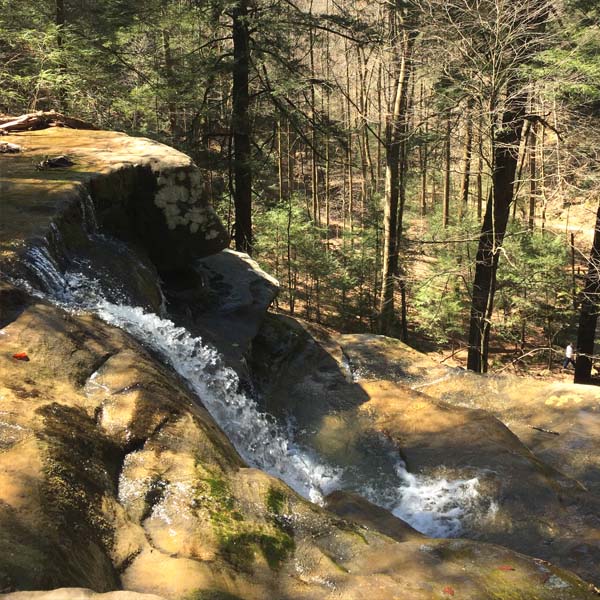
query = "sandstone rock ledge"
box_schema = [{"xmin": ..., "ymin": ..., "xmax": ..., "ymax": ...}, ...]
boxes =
[
  {"xmin": 250, "ymin": 314, "xmax": 600, "ymax": 588},
  {"xmin": 0, "ymin": 128, "xmax": 598, "ymax": 599},
  {"xmin": 0, "ymin": 284, "xmax": 597, "ymax": 600},
  {"xmin": 0, "ymin": 127, "xmax": 228, "ymax": 279}
]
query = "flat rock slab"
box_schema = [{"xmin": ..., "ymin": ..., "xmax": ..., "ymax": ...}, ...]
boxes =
[{"xmin": 0, "ymin": 128, "xmax": 228, "ymax": 273}]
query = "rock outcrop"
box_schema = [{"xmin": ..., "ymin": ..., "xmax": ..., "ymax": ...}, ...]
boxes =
[
  {"xmin": 165, "ymin": 249, "xmax": 279, "ymax": 371},
  {"xmin": 3, "ymin": 283, "xmax": 597, "ymax": 598},
  {"xmin": 1, "ymin": 127, "xmax": 599, "ymax": 599},
  {"xmin": 0, "ymin": 128, "xmax": 228, "ymax": 282},
  {"xmin": 250, "ymin": 315, "xmax": 600, "ymax": 586}
]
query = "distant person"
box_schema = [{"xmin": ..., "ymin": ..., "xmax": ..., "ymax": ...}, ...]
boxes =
[{"xmin": 563, "ymin": 342, "xmax": 576, "ymax": 369}]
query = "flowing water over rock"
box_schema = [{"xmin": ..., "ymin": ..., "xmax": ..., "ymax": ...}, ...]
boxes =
[{"xmin": 12, "ymin": 218, "xmax": 488, "ymax": 538}]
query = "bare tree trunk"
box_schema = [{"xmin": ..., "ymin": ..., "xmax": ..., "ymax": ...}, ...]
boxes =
[
  {"xmin": 309, "ymin": 0, "xmax": 319, "ymax": 224},
  {"xmin": 459, "ymin": 101, "xmax": 474, "ymax": 221},
  {"xmin": 377, "ymin": 62, "xmax": 383, "ymax": 192},
  {"xmin": 511, "ymin": 119, "xmax": 530, "ymax": 222},
  {"xmin": 467, "ymin": 90, "xmax": 528, "ymax": 372},
  {"xmin": 232, "ymin": 0, "xmax": 252, "ymax": 254},
  {"xmin": 574, "ymin": 203, "xmax": 600, "ymax": 384},
  {"xmin": 443, "ymin": 112, "xmax": 452, "ymax": 228},
  {"xmin": 379, "ymin": 25, "xmax": 414, "ymax": 334},
  {"xmin": 278, "ymin": 119, "xmax": 285, "ymax": 203},
  {"xmin": 162, "ymin": 29, "xmax": 179, "ymax": 140},
  {"xmin": 325, "ymin": 113, "xmax": 331, "ymax": 243},
  {"xmin": 325, "ymin": 2, "xmax": 331, "ymax": 241},
  {"xmin": 540, "ymin": 118, "xmax": 548, "ymax": 234},
  {"xmin": 55, "ymin": 0, "xmax": 67, "ymax": 111},
  {"xmin": 420, "ymin": 82, "xmax": 428, "ymax": 217},
  {"xmin": 528, "ymin": 120, "xmax": 537, "ymax": 230},
  {"xmin": 345, "ymin": 40, "xmax": 354, "ymax": 233},
  {"xmin": 477, "ymin": 120, "xmax": 484, "ymax": 221},
  {"xmin": 287, "ymin": 120, "xmax": 294, "ymax": 195},
  {"xmin": 395, "ymin": 64, "xmax": 414, "ymax": 342}
]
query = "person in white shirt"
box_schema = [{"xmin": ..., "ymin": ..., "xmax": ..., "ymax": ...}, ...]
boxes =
[{"xmin": 563, "ymin": 342, "xmax": 576, "ymax": 369}]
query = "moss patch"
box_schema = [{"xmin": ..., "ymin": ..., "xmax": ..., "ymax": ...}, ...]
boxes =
[
  {"xmin": 267, "ymin": 487, "xmax": 286, "ymax": 515},
  {"xmin": 221, "ymin": 531, "xmax": 295, "ymax": 571},
  {"xmin": 193, "ymin": 469, "xmax": 295, "ymax": 572}
]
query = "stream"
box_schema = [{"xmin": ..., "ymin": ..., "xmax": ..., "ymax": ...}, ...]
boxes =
[{"xmin": 13, "ymin": 202, "xmax": 490, "ymax": 538}]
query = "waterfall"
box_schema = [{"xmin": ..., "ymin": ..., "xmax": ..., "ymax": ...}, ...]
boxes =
[{"xmin": 9, "ymin": 209, "xmax": 490, "ymax": 537}]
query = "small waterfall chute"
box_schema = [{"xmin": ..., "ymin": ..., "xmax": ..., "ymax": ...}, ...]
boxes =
[{"xmin": 10, "ymin": 223, "xmax": 491, "ymax": 537}]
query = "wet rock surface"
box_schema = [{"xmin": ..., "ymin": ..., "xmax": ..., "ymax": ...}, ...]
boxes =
[
  {"xmin": 165, "ymin": 249, "xmax": 279, "ymax": 371},
  {"xmin": 251, "ymin": 315, "xmax": 600, "ymax": 586},
  {"xmin": 2, "ymin": 286, "xmax": 597, "ymax": 598}
]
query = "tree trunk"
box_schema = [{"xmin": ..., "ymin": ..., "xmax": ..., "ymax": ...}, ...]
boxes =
[
  {"xmin": 442, "ymin": 112, "xmax": 451, "ymax": 228},
  {"xmin": 309, "ymin": 0, "xmax": 319, "ymax": 224},
  {"xmin": 477, "ymin": 113, "xmax": 484, "ymax": 221},
  {"xmin": 345, "ymin": 40, "xmax": 354, "ymax": 233},
  {"xmin": 528, "ymin": 120, "xmax": 537, "ymax": 230},
  {"xmin": 55, "ymin": 0, "xmax": 67, "ymax": 111},
  {"xmin": 278, "ymin": 119, "xmax": 285, "ymax": 203},
  {"xmin": 574, "ymin": 203, "xmax": 600, "ymax": 384},
  {"xmin": 467, "ymin": 91, "xmax": 528, "ymax": 372},
  {"xmin": 379, "ymin": 26, "xmax": 414, "ymax": 335},
  {"xmin": 420, "ymin": 82, "xmax": 428, "ymax": 217},
  {"xmin": 459, "ymin": 102, "xmax": 473, "ymax": 221},
  {"xmin": 162, "ymin": 28, "xmax": 180, "ymax": 141},
  {"xmin": 232, "ymin": 0, "xmax": 252, "ymax": 254}
]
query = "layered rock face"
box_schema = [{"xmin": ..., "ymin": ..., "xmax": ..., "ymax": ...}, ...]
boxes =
[
  {"xmin": 1, "ymin": 128, "xmax": 598, "ymax": 600},
  {"xmin": 0, "ymin": 128, "xmax": 228, "ymax": 281}
]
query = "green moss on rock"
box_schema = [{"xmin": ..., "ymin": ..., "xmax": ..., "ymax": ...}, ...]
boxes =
[
  {"xmin": 266, "ymin": 487, "xmax": 286, "ymax": 516},
  {"xmin": 220, "ymin": 530, "xmax": 294, "ymax": 571}
]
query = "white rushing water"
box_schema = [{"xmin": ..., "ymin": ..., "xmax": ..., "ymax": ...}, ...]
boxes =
[{"xmin": 13, "ymin": 219, "xmax": 488, "ymax": 537}]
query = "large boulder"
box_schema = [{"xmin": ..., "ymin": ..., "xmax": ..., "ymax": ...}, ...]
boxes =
[
  {"xmin": 164, "ymin": 249, "xmax": 279, "ymax": 369},
  {"xmin": 0, "ymin": 285, "xmax": 596, "ymax": 599},
  {"xmin": 250, "ymin": 314, "xmax": 600, "ymax": 586}
]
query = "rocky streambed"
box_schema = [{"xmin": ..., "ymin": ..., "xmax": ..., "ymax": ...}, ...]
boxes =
[{"xmin": 0, "ymin": 127, "xmax": 598, "ymax": 599}]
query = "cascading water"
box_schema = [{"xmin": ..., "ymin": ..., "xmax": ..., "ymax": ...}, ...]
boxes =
[{"xmin": 9, "ymin": 201, "xmax": 490, "ymax": 537}]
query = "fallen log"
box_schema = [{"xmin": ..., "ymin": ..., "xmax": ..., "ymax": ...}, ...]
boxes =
[{"xmin": 0, "ymin": 110, "xmax": 98, "ymax": 134}]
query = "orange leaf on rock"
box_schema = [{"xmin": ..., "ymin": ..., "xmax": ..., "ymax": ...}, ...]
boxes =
[
  {"xmin": 12, "ymin": 352, "xmax": 29, "ymax": 361},
  {"xmin": 442, "ymin": 586, "xmax": 455, "ymax": 596},
  {"xmin": 498, "ymin": 565, "xmax": 516, "ymax": 571}
]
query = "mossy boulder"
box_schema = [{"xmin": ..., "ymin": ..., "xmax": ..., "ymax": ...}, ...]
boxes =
[{"xmin": 1, "ymin": 286, "xmax": 597, "ymax": 598}]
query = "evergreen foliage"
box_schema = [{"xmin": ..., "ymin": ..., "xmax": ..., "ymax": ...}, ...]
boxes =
[{"xmin": 2, "ymin": 0, "xmax": 599, "ymax": 374}]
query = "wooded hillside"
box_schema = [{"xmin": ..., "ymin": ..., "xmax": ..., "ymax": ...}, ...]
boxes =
[{"xmin": 2, "ymin": 0, "xmax": 599, "ymax": 381}]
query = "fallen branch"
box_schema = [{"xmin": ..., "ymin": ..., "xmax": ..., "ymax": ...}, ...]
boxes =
[
  {"xmin": 494, "ymin": 347, "xmax": 561, "ymax": 373},
  {"xmin": 530, "ymin": 425, "xmax": 560, "ymax": 436},
  {"xmin": 0, "ymin": 110, "xmax": 97, "ymax": 134}
]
